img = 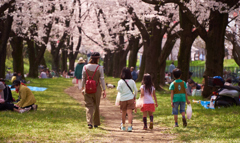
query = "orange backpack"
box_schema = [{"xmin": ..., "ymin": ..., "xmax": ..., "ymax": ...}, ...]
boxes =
[{"xmin": 85, "ymin": 65, "xmax": 99, "ymax": 94}]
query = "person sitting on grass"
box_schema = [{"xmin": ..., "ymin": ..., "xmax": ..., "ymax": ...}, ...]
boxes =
[
  {"xmin": 12, "ymin": 80, "xmax": 38, "ymax": 110},
  {"xmin": 0, "ymin": 82, "xmax": 31, "ymax": 113},
  {"xmin": 0, "ymin": 78, "xmax": 14, "ymax": 103},
  {"xmin": 117, "ymin": 67, "xmax": 137, "ymax": 132},
  {"xmin": 169, "ymin": 68, "xmax": 190, "ymax": 127}
]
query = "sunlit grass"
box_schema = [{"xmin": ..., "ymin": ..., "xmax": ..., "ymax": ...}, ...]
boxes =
[
  {"xmin": 105, "ymin": 76, "xmax": 240, "ymax": 142},
  {"xmin": 1, "ymin": 78, "xmax": 108, "ymax": 142}
]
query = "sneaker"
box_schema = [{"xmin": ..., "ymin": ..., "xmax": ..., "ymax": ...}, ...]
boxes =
[
  {"xmin": 149, "ymin": 122, "xmax": 153, "ymax": 129},
  {"xmin": 19, "ymin": 107, "xmax": 31, "ymax": 113},
  {"xmin": 182, "ymin": 118, "xmax": 187, "ymax": 127},
  {"xmin": 88, "ymin": 124, "xmax": 93, "ymax": 129},
  {"xmin": 143, "ymin": 126, "xmax": 147, "ymax": 130},
  {"xmin": 121, "ymin": 126, "xmax": 126, "ymax": 131},
  {"xmin": 32, "ymin": 104, "xmax": 38, "ymax": 111},
  {"xmin": 127, "ymin": 126, "xmax": 132, "ymax": 132},
  {"xmin": 174, "ymin": 124, "xmax": 179, "ymax": 127}
]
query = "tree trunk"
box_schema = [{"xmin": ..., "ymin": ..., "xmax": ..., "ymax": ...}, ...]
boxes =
[
  {"xmin": 178, "ymin": 9, "xmax": 197, "ymax": 82},
  {"xmin": 104, "ymin": 51, "xmax": 109, "ymax": 75},
  {"xmin": 128, "ymin": 36, "xmax": 140, "ymax": 68},
  {"xmin": 0, "ymin": 7, "xmax": 13, "ymax": 78},
  {"xmin": 51, "ymin": 42, "xmax": 60, "ymax": 76},
  {"xmin": 107, "ymin": 50, "xmax": 114, "ymax": 76},
  {"xmin": 27, "ymin": 39, "xmax": 39, "ymax": 78},
  {"xmin": 137, "ymin": 45, "xmax": 147, "ymax": 82},
  {"xmin": 10, "ymin": 36, "xmax": 24, "ymax": 76},
  {"xmin": 61, "ymin": 49, "xmax": 68, "ymax": 72},
  {"xmin": 144, "ymin": 21, "xmax": 163, "ymax": 90},
  {"xmin": 233, "ymin": 45, "xmax": 240, "ymax": 66},
  {"xmin": 113, "ymin": 51, "xmax": 120, "ymax": 77},
  {"xmin": 202, "ymin": 11, "xmax": 228, "ymax": 98}
]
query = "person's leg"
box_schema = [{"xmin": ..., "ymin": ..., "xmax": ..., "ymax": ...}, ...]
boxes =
[
  {"xmin": 172, "ymin": 102, "xmax": 179, "ymax": 127},
  {"xmin": 148, "ymin": 111, "xmax": 154, "ymax": 129},
  {"xmin": 121, "ymin": 110, "xmax": 127, "ymax": 130},
  {"xmin": 84, "ymin": 94, "xmax": 94, "ymax": 128},
  {"xmin": 127, "ymin": 109, "xmax": 133, "ymax": 125},
  {"xmin": 143, "ymin": 111, "xmax": 148, "ymax": 129},
  {"xmin": 93, "ymin": 88, "xmax": 102, "ymax": 126},
  {"xmin": 78, "ymin": 79, "xmax": 82, "ymax": 90},
  {"xmin": 180, "ymin": 102, "xmax": 187, "ymax": 127}
]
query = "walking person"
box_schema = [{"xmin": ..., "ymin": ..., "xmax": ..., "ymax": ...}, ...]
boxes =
[
  {"xmin": 117, "ymin": 67, "xmax": 137, "ymax": 132},
  {"xmin": 169, "ymin": 68, "xmax": 190, "ymax": 127},
  {"xmin": 140, "ymin": 74, "xmax": 158, "ymax": 130},
  {"xmin": 169, "ymin": 62, "xmax": 176, "ymax": 79},
  {"xmin": 81, "ymin": 52, "xmax": 106, "ymax": 129},
  {"xmin": 74, "ymin": 57, "xmax": 85, "ymax": 90}
]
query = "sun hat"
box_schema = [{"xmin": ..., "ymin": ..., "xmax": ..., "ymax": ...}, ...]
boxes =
[{"xmin": 78, "ymin": 57, "xmax": 85, "ymax": 63}]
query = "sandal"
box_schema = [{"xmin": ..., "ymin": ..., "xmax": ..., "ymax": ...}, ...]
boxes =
[
  {"xmin": 182, "ymin": 118, "xmax": 187, "ymax": 127},
  {"xmin": 143, "ymin": 126, "xmax": 147, "ymax": 130}
]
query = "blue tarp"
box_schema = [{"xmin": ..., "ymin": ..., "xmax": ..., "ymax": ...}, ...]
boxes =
[
  {"xmin": 200, "ymin": 101, "xmax": 215, "ymax": 109},
  {"xmin": 9, "ymin": 85, "xmax": 47, "ymax": 91}
]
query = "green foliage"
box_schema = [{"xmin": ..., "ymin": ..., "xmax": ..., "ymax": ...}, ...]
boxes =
[
  {"xmin": 105, "ymin": 76, "xmax": 240, "ymax": 142},
  {"xmin": 1, "ymin": 78, "xmax": 107, "ymax": 142},
  {"xmin": 166, "ymin": 59, "xmax": 239, "ymax": 67},
  {"xmin": 5, "ymin": 58, "xmax": 29, "ymax": 74}
]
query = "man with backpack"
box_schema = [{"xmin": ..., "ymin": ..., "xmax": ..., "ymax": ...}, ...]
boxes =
[{"xmin": 81, "ymin": 52, "xmax": 106, "ymax": 129}]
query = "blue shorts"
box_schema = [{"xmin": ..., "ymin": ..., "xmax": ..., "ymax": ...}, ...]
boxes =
[{"xmin": 172, "ymin": 102, "xmax": 185, "ymax": 115}]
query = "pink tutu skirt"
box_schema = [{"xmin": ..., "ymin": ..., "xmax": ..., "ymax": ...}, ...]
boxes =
[{"xmin": 141, "ymin": 104, "xmax": 155, "ymax": 112}]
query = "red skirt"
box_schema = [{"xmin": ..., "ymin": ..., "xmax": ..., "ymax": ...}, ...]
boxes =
[{"xmin": 141, "ymin": 104, "xmax": 155, "ymax": 112}]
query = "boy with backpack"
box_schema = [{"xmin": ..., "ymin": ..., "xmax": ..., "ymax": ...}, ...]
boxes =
[{"xmin": 169, "ymin": 68, "xmax": 190, "ymax": 127}]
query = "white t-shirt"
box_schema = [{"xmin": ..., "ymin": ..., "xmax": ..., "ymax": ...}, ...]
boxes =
[
  {"xmin": 117, "ymin": 79, "xmax": 137, "ymax": 101},
  {"xmin": 140, "ymin": 85, "xmax": 155, "ymax": 104}
]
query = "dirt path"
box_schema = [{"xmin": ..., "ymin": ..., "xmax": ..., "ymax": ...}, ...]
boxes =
[{"xmin": 65, "ymin": 85, "xmax": 176, "ymax": 142}]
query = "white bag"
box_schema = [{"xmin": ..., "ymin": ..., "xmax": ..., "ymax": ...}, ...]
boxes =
[
  {"xmin": 186, "ymin": 104, "xmax": 192, "ymax": 119},
  {"xmin": 115, "ymin": 93, "xmax": 121, "ymax": 106},
  {"xmin": 72, "ymin": 78, "xmax": 76, "ymax": 84},
  {"xmin": 136, "ymin": 97, "xmax": 144, "ymax": 109}
]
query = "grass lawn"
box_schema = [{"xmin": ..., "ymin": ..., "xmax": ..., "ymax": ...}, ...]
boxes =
[
  {"xmin": 0, "ymin": 78, "xmax": 107, "ymax": 142},
  {"xmin": 105, "ymin": 76, "xmax": 240, "ymax": 142}
]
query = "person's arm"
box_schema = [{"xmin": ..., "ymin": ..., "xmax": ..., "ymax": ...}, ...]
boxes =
[
  {"xmin": 171, "ymin": 90, "xmax": 174, "ymax": 107},
  {"xmin": 152, "ymin": 89, "xmax": 158, "ymax": 107},
  {"xmin": 117, "ymin": 80, "xmax": 123, "ymax": 93},
  {"xmin": 133, "ymin": 81, "xmax": 138, "ymax": 98},
  {"xmin": 15, "ymin": 89, "xmax": 27, "ymax": 108},
  {"xmin": 185, "ymin": 89, "xmax": 190, "ymax": 104},
  {"xmin": 184, "ymin": 82, "xmax": 190, "ymax": 104},
  {"xmin": 99, "ymin": 66, "xmax": 106, "ymax": 98}
]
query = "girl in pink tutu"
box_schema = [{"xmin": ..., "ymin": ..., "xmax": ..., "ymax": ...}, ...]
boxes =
[{"xmin": 140, "ymin": 74, "xmax": 158, "ymax": 130}]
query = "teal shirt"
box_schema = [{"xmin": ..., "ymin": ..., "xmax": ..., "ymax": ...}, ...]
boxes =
[
  {"xmin": 169, "ymin": 79, "xmax": 187, "ymax": 102},
  {"xmin": 74, "ymin": 63, "xmax": 85, "ymax": 79}
]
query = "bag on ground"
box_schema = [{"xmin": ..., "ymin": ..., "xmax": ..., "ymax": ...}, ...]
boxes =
[
  {"xmin": 186, "ymin": 104, "xmax": 192, "ymax": 119},
  {"xmin": 136, "ymin": 97, "xmax": 144, "ymax": 108}
]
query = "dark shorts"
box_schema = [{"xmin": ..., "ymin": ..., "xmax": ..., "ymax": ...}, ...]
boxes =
[{"xmin": 120, "ymin": 99, "xmax": 135, "ymax": 111}]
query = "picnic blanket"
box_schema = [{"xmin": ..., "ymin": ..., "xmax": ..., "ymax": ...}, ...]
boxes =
[
  {"xmin": 200, "ymin": 101, "xmax": 215, "ymax": 109},
  {"xmin": 9, "ymin": 85, "xmax": 47, "ymax": 91}
]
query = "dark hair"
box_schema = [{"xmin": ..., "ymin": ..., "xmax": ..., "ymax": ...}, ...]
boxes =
[
  {"xmin": 172, "ymin": 68, "xmax": 181, "ymax": 79},
  {"xmin": 142, "ymin": 74, "xmax": 153, "ymax": 94},
  {"xmin": 89, "ymin": 52, "xmax": 100, "ymax": 64},
  {"xmin": 226, "ymin": 78, "xmax": 232, "ymax": 83},
  {"xmin": 13, "ymin": 80, "xmax": 20, "ymax": 86},
  {"xmin": 13, "ymin": 72, "xmax": 17, "ymax": 76},
  {"xmin": 187, "ymin": 79, "xmax": 195, "ymax": 84},
  {"xmin": 120, "ymin": 67, "xmax": 132, "ymax": 80}
]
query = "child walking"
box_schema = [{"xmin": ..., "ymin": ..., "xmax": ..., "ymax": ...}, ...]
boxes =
[
  {"xmin": 140, "ymin": 74, "xmax": 158, "ymax": 130},
  {"xmin": 117, "ymin": 67, "xmax": 138, "ymax": 132},
  {"xmin": 169, "ymin": 68, "xmax": 190, "ymax": 127}
]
